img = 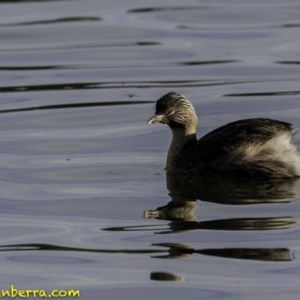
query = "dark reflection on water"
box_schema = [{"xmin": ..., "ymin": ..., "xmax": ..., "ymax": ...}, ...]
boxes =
[
  {"xmin": 103, "ymin": 174, "xmax": 300, "ymax": 262},
  {"xmin": 0, "ymin": 78, "xmax": 247, "ymax": 95},
  {"xmin": 165, "ymin": 173, "xmax": 300, "ymax": 206},
  {"xmin": 198, "ymin": 248, "xmax": 291, "ymax": 262},
  {"xmin": 106, "ymin": 217, "xmax": 299, "ymax": 234},
  {"xmin": 224, "ymin": 91, "xmax": 300, "ymax": 97},
  {"xmin": 152, "ymin": 243, "xmax": 292, "ymax": 262},
  {"xmin": 0, "ymin": 66, "xmax": 65, "ymax": 71},
  {"xmin": 178, "ymin": 60, "xmax": 239, "ymax": 66},
  {"xmin": 99, "ymin": 174, "xmax": 300, "ymax": 231},
  {"xmin": 0, "ymin": 80, "xmax": 221, "ymax": 94},
  {"xmin": 0, "ymin": 100, "xmax": 153, "ymax": 114},
  {"xmin": 128, "ymin": 7, "xmax": 199, "ymax": 14},
  {"xmin": 277, "ymin": 61, "xmax": 300, "ymax": 65},
  {"xmin": 150, "ymin": 272, "xmax": 183, "ymax": 281},
  {"xmin": 0, "ymin": 243, "xmax": 165, "ymax": 255},
  {"xmin": 282, "ymin": 24, "xmax": 300, "ymax": 28},
  {"xmin": 140, "ymin": 174, "xmax": 300, "ymax": 232},
  {"xmin": 5, "ymin": 17, "xmax": 102, "ymax": 27},
  {"xmin": 0, "ymin": 0, "xmax": 61, "ymax": 2},
  {"xmin": 105, "ymin": 175, "xmax": 300, "ymax": 233},
  {"xmin": 0, "ymin": 243, "xmax": 292, "ymax": 262}
]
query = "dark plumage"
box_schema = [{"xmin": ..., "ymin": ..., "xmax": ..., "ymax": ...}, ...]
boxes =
[{"xmin": 148, "ymin": 92, "xmax": 300, "ymax": 177}]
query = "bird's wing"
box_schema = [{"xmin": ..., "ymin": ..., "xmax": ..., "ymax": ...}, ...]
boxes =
[{"xmin": 191, "ymin": 118, "xmax": 294, "ymax": 161}]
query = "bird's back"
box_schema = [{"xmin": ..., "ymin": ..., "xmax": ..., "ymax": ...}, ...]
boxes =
[{"xmin": 175, "ymin": 118, "xmax": 300, "ymax": 177}]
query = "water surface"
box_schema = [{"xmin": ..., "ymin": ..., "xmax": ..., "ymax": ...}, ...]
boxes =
[{"xmin": 1, "ymin": 0, "xmax": 300, "ymax": 299}]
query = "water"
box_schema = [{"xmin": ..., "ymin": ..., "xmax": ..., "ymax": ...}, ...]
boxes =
[{"xmin": 1, "ymin": 0, "xmax": 300, "ymax": 299}]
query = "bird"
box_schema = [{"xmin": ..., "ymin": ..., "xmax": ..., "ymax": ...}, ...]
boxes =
[{"xmin": 147, "ymin": 91, "xmax": 300, "ymax": 177}]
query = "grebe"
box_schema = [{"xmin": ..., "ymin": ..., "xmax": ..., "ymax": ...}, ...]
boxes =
[{"xmin": 147, "ymin": 92, "xmax": 300, "ymax": 177}]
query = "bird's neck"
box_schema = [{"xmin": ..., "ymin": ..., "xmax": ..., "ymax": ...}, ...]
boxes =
[{"xmin": 166, "ymin": 125, "xmax": 197, "ymax": 170}]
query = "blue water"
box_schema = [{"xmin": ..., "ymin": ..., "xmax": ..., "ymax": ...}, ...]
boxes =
[{"xmin": 0, "ymin": 0, "xmax": 300, "ymax": 299}]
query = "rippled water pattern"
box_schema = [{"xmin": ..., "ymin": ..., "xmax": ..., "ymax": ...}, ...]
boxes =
[{"xmin": 1, "ymin": 0, "xmax": 300, "ymax": 299}]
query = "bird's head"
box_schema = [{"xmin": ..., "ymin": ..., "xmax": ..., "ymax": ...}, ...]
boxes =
[{"xmin": 147, "ymin": 92, "xmax": 198, "ymax": 130}]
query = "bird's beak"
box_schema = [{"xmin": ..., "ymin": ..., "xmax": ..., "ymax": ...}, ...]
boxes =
[{"xmin": 147, "ymin": 114, "xmax": 164, "ymax": 124}]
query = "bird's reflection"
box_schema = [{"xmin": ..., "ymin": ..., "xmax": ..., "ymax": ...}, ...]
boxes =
[
  {"xmin": 151, "ymin": 243, "xmax": 292, "ymax": 261},
  {"xmin": 0, "ymin": 242, "xmax": 292, "ymax": 262},
  {"xmin": 102, "ymin": 173, "xmax": 300, "ymax": 262},
  {"xmin": 166, "ymin": 172, "xmax": 300, "ymax": 205},
  {"xmin": 144, "ymin": 173, "xmax": 300, "ymax": 227}
]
